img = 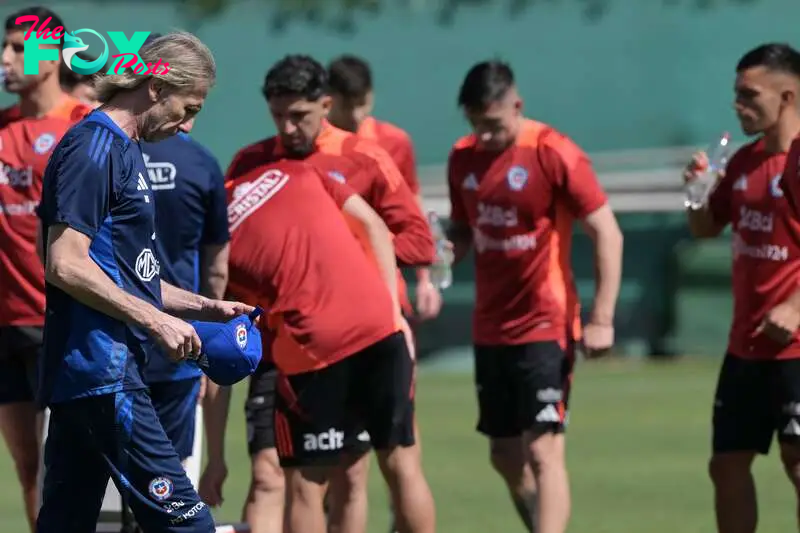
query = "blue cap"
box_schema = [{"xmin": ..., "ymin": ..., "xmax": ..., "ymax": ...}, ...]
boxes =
[{"xmin": 189, "ymin": 307, "xmax": 263, "ymax": 386}]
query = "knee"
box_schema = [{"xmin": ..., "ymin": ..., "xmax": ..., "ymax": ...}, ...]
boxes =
[
  {"xmin": 489, "ymin": 439, "xmax": 525, "ymax": 482},
  {"xmin": 336, "ymin": 454, "xmax": 370, "ymax": 494},
  {"xmin": 526, "ymin": 433, "xmax": 565, "ymax": 474},
  {"xmin": 708, "ymin": 453, "xmax": 753, "ymax": 486},
  {"xmin": 251, "ymin": 449, "xmax": 285, "ymax": 494}
]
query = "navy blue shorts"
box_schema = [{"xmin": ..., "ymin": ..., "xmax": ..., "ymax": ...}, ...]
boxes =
[
  {"xmin": 36, "ymin": 390, "xmax": 214, "ymax": 533},
  {"xmin": 150, "ymin": 377, "xmax": 201, "ymax": 460}
]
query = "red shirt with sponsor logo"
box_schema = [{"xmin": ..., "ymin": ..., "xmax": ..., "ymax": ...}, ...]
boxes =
[
  {"xmin": 730, "ymin": 136, "xmax": 800, "ymax": 360},
  {"xmin": 447, "ymin": 119, "xmax": 607, "ymax": 346},
  {"xmin": 225, "ymin": 122, "xmax": 433, "ymax": 316},
  {"xmin": 0, "ymin": 97, "xmax": 89, "ymax": 326},
  {"xmin": 357, "ymin": 116, "xmax": 420, "ymax": 194},
  {"xmin": 224, "ymin": 154, "xmax": 397, "ymax": 375}
]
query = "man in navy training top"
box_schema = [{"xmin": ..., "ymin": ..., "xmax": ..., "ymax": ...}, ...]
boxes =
[{"xmin": 35, "ymin": 32, "xmax": 251, "ymax": 533}]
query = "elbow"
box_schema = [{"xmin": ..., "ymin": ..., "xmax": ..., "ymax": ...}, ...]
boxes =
[{"xmin": 44, "ymin": 256, "xmax": 73, "ymax": 289}]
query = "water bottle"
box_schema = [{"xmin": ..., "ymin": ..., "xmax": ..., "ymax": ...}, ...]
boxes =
[
  {"xmin": 427, "ymin": 210, "xmax": 454, "ymax": 290},
  {"xmin": 684, "ymin": 132, "xmax": 732, "ymax": 209}
]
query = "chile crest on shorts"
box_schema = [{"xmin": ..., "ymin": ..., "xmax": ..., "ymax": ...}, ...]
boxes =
[{"xmin": 148, "ymin": 476, "xmax": 174, "ymax": 501}]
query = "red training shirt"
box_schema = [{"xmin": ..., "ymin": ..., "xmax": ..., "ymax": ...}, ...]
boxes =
[
  {"xmin": 447, "ymin": 118, "xmax": 608, "ymax": 346},
  {"xmin": 719, "ymin": 136, "xmax": 800, "ymax": 360},
  {"xmin": 225, "ymin": 155, "xmax": 397, "ymax": 376},
  {"xmin": 357, "ymin": 116, "xmax": 421, "ymax": 195},
  {"xmin": 0, "ymin": 96, "xmax": 89, "ymax": 326},
  {"xmin": 227, "ymin": 121, "xmax": 433, "ymax": 316}
]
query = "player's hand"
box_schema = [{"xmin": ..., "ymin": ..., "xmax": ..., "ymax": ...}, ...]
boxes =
[
  {"xmin": 150, "ymin": 313, "xmax": 202, "ymax": 362},
  {"xmin": 200, "ymin": 299, "xmax": 255, "ymax": 323},
  {"xmin": 582, "ymin": 322, "xmax": 614, "ymax": 359},
  {"xmin": 198, "ymin": 460, "xmax": 228, "ymax": 507},
  {"xmin": 683, "ymin": 151, "xmax": 725, "ymax": 184},
  {"xmin": 415, "ymin": 281, "xmax": 443, "ymax": 321},
  {"xmin": 757, "ymin": 302, "xmax": 800, "ymax": 345},
  {"xmin": 683, "ymin": 151, "xmax": 709, "ymax": 184}
]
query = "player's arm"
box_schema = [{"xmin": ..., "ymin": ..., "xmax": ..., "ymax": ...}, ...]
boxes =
[
  {"xmin": 199, "ymin": 158, "xmax": 231, "ymax": 300},
  {"xmin": 321, "ymin": 170, "xmax": 400, "ymax": 311},
  {"xmin": 445, "ymin": 151, "xmax": 473, "ymax": 264},
  {"xmin": 47, "ymin": 225, "xmax": 166, "ymax": 328},
  {"xmin": 544, "ymin": 136, "xmax": 623, "ymax": 329},
  {"xmin": 580, "ymin": 205, "xmax": 624, "ymax": 326},
  {"xmin": 684, "ymin": 151, "xmax": 731, "ymax": 238},
  {"xmin": 360, "ymin": 144, "xmax": 434, "ymax": 267}
]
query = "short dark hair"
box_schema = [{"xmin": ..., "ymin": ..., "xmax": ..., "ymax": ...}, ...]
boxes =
[
  {"xmin": 327, "ymin": 55, "xmax": 372, "ymax": 99},
  {"xmin": 737, "ymin": 43, "xmax": 800, "ymax": 77},
  {"xmin": 263, "ymin": 55, "xmax": 327, "ymax": 101},
  {"xmin": 5, "ymin": 6, "xmax": 65, "ymax": 35},
  {"xmin": 457, "ymin": 60, "xmax": 515, "ymax": 112}
]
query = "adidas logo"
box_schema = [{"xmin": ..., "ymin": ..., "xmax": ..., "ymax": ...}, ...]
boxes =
[
  {"xmin": 784, "ymin": 418, "xmax": 800, "ymax": 436},
  {"xmin": 137, "ymin": 172, "xmax": 149, "ymax": 191},
  {"xmin": 462, "ymin": 173, "xmax": 478, "ymax": 190},
  {"xmin": 535, "ymin": 404, "xmax": 561, "ymax": 423}
]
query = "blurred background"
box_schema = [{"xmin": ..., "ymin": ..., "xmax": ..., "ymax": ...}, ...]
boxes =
[{"xmin": 2, "ymin": 1, "xmax": 800, "ymax": 531}]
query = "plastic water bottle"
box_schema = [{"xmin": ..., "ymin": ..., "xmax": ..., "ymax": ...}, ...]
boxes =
[
  {"xmin": 427, "ymin": 210, "xmax": 454, "ymax": 290},
  {"xmin": 684, "ymin": 132, "xmax": 732, "ymax": 209}
]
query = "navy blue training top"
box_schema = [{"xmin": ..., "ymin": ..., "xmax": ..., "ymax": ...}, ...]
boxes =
[
  {"xmin": 140, "ymin": 132, "xmax": 229, "ymax": 383},
  {"xmin": 38, "ymin": 110, "xmax": 162, "ymax": 405}
]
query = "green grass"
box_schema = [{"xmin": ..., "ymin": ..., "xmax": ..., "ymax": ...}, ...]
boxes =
[{"xmin": 0, "ymin": 358, "xmax": 797, "ymax": 532}]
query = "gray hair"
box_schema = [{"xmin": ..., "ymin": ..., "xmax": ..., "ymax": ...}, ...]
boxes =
[{"xmin": 94, "ymin": 31, "xmax": 216, "ymax": 103}]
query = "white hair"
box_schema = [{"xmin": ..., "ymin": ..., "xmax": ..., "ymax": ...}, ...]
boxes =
[{"xmin": 94, "ymin": 31, "xmax": 216, "ymax": 103}]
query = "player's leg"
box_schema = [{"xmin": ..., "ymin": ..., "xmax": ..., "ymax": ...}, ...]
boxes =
[
  {"xmin": 517, "ymin": 341, "xmax": 575, "ymax": 533},
  {"xmin": 326, "ymin": 439, "xmax": 371, "ymax": 533},
  {"xmin": 35, "ymin": 397, "xmax": 112, "ymax": 533},
  {"xmin": 276, "ymin": 362, "xmax": 351, "ymax": 533},
  {"xmin": 105, "ymin": 390, "xmax": 215, "ymax": 533},
  {"xmin": 326, "ymin": 447, "xmax": 370, "ymax": 533},
  {"xmin": 774, "ymin": 358, "xmax": 800, "ymax": 530},
  {"xmin": 709, "ymin": 354, "xmax": 770, "ymax": 533},
  {"xmin": 243, "ymin": 364, "xmax": 284, "ymax": 533},
  {"xmin": 474, "ymin": 344, "xmax": 536, "ymax": 532},
  {"xmin": 0, "ymin": 326, "xmax": 45, "ymax": 533},
  {"xmin": 356, "ymin": 332, "xmax": 435, "ymax": 533}
]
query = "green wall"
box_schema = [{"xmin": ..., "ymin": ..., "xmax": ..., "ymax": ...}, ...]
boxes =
[{"xmin": 1, "ymin": 0, "xmax": 798, "ymax": 168}]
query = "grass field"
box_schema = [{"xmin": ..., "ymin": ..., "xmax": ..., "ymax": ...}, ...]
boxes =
[{"xmin": 0, "ymin": 357, "xmax": 797, "ymax": 532}]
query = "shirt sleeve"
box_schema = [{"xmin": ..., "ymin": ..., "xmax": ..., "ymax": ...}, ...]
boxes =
[
  {"xmin": 539, "ymin": 132, "xmax": 608, "ymax": 219},
  {"xmin": 40, "ymin": 131, "xmax": 113, "ymax": 239},
  {"xmin": 316, "ymin": 166, "xmax": 357, "ymax": 207},
  {"xmin": 447, "ymin": 149, "xmax": 469, "ymax": 225},
  {"xmin": 357, "ymin": 144, "xmax": 434, "ymax": 267},
  {"xmin": 201, "ymin": 155, "xmax": 231, "ymax": 245}
]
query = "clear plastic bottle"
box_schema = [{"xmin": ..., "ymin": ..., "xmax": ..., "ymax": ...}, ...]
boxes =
[
  {"xmin": 427, "ymin": 210, "xmax": 454, "ymax": 290},
  {"xmin": 684, "ymin": 132, "xmax": 732, "ymax": 210}
]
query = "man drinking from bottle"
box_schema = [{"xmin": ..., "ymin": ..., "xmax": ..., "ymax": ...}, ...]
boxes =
[{"xmin": 683, "ymin": 43, "xmax": 800, "ymax": 533}]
